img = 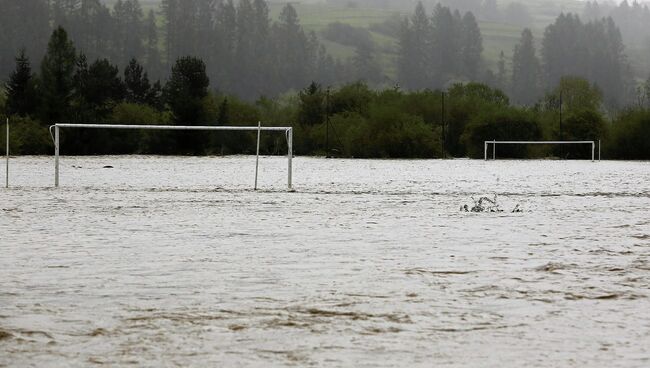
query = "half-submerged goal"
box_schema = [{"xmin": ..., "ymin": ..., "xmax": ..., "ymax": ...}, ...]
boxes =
[
  {"xmin": 484, "ymin": 140, "xmax": 601, "ymax": 161},
  {"xmin": 49, "ymin": 123, "xmax": 293, "ymax": 190}
]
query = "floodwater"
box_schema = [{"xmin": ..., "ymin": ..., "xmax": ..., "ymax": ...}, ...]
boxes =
[{"xmin": 1, "ymin": 156, "xmax": 649, "ymax": 367}]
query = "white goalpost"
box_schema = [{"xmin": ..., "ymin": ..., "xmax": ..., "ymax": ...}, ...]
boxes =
[
  {"xmin": 484, "ymin": 140, "xmax": 601, "ymax": 162},
  {"xmin": 49, "ymin": 123, "xmax": 294, "ymax": 190}
]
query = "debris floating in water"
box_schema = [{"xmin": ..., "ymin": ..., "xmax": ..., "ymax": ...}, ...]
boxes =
[{"xmin": 460, "ymin": 195, "xmax": 523, "ymax": 213}]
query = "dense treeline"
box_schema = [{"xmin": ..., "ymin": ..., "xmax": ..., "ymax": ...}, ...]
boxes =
[
  {"xmin": 397, "ymin": 3, "xmax": 635, "ymax": 110},
  {"xmin": 398, "ymin": 3, "xmax": 484, "ymax": 90},
  {"xmin": 1, "ymin": 1, "xmax": 649, "ymax": 159},
  {"xmin": 0, "ymin": 0, "xmax": 352, "ymax": 100},
  {"xmin": 1, "ymin": 0, "xmax": 644, "ymax": 107},
  {"xmin": 1, "ymin": 25, "xmax": 649, "ymax": 160},
  {"xmin": 583, "ymin": 0, "xmax": 650, "ymax": 47}
]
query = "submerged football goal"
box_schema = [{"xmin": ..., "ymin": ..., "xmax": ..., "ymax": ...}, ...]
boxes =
[
  {"xmin": 49, "ymin": 123, "xmax": 294, "ymax": 190},
  {"xmin": 484, "ymin": 140, "xmax": 601, "ymax": 161}
]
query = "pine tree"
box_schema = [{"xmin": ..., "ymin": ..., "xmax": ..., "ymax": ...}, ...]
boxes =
[
  {"xmin": 234, "ymin": 0, "xmax": 257, "ymax": 99},
  {"xmin": 298, "ymin": 82, "xmax": 324, "ymax": 126},
  {"xmin": 214, "ymin": 0, "xmax": 237, "ymax": 92},
  {"xmin": 145, "ymin": 9, "xmax": 162, "ymax": 81},
  {"xmin": 113, "ymin": 0, "xmax": 144, "ymax": 65},
  {"xmin": 251, "ymin": 0, "xmax": 272, "ymax": 96},
  {"xmin": 5, "ymin": 49, "xmax": 39, "ymax": 117},
  {"xmin": 353, "ymin": 44, "xmax": 382, "ymax": 85},
  {"xmin": 497, "ymin": 51, "xmax": 507, "ymax": 92},
  {"xmin": 73, "ymin": 57, "xmax": 124, "ymax": 120},
  {"xmin": 124, "ymin": 58, "xmax": 151, "ymax": 104},
  {"xmin": 40, "ymin": 27, "xmax": 77, "ymax": 122},
  {"xmin": 160, "ymin": 0, "xmax": 179, "ymax": 66},
  {"xmin": 511, "ymin": 28, "xmax": 540, "ymax": 105},
  {"xmin": 165, "ymin": 56, "xmax": 210, "ymax": 153},
  {"xmin": 217, "ymin": 97, "xmax": 230, "ymax": 125},
  {"xmin": 431, "ymin": 4, "xmax": 459, "ymax": 87},
  {"xmin": 460, "ymin": 12, "xmax": 483, "ymax": 81},
  {"xmin": 274, "ymin": 4, "xmax": 313, "ymax": 92},
  {"xmin": 165, "ymin": 56, "xmax": 210, "ymax": 125},
  {"xmin": 397, "ymin": 2, "xmax": 431, "ymax": 90}
]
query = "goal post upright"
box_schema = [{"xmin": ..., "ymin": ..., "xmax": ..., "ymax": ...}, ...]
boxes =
[
  {"xmin": 5, "ymin": 118, "xmax": 9, "ymax": 188},
  {"xmin": 484, "ymin": 140, "xmax": 599, "ymax": 162},
  {"xmin": 50, "ymin": 123, "xmax": 293, "ymax": 190}
]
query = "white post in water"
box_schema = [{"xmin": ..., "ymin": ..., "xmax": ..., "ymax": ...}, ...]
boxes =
[
  {"xmin": 591, "ymin": 141, "xmax": 595, "ymax": 162},
  {"xmin": 55, "ymin": 125, "xmax": 60, "ymax": 187},
  {"xmin": 493, "ymin": 139, "xmax": 496, "ymax": 160},
  {"xmin": 5, "ymin": 118, "xmax": 8, "ymax": 188},
  {"xmin": 254, "ymin": 121, "xmax": 261, "ymax": 190},
  {"xmin": 287, "ymin": 128, "xmax": 293, "ymax": 190},
  {"xmin": 599, "ymin": 140, "xmax": 601, "ymax": 161},
  {"xmin": 484, "ymin": 141, "xmax": 488, "ymax": 161}
]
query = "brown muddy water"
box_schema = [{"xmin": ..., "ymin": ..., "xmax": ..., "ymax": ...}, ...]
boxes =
[{"xmin": 1, "ymin": 156, "xmax": 649, "ymax": 367}]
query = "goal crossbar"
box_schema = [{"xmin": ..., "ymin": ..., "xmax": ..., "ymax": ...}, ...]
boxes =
[
  {"xmin": 49, "ymin": 123, "xmax": 294, "ymax": 190},
  {"xmin": 484, "ymin": 140, "xmax": 600, "ymax": 161}
]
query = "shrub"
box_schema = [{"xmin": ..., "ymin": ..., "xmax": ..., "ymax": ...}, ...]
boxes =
[
  {"xmin": 462, "ymin": 107, "xmax": 542, "ymax": 158},
  {"xmin": 0, "ymin": 116, "xmax": 52, "ymax": 155},
  {"xmin": 609, "ymin": 109, "xmax": 650, "ymax": 159}
]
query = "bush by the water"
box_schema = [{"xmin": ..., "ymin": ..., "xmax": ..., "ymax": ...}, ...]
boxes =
[
  {"xmin": 462, "ymin": 108, "xmax": 542, "ymax": 158},
  {"xmin": 608, "ymin": 109, "xmax": 650, "ymax": 160}
]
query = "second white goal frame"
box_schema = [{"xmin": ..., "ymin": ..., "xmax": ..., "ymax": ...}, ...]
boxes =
[
  {"xmin": 49, "ymin": 123, "xmax": 293, "ymax": 190},
  {"xmin": 484, "ymin": 140, "xmax": 601, "ymax": 161}
]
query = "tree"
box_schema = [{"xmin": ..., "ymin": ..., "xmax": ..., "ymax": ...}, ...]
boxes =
[
  {"xmin": 541, "ymin": 13, "xmax": 630, "ymax": 107},
  {"xmin": 72, "ymin": 0, "xmax": 114, "ymax": 62},
  {"xmin": 217, "ymin": 97, "xmax": 230, "ymax": 126},
  {"xmin": 496, "ymin": 51, "xmax": 507, "ymax": 92},
  {"xmin": 398, "ymin": 2, "xmax": 431, "ymax": 90},
  {"xmin": 298, "ymin": 82, "xmax": 325, "ymax": 126},
  {"xmin": 214, "ymin": 0, "xmax": 237, "ymax": 92},
  {"xmin": 5, "ymin": 50, "xmax": 39, "ymax": 117},
  {"xmin": 542, "ymin": 13, "xmax": 583, "ymax": 87},
  {"xmin": 431, "ymin": 4, "xmax": 460, "ymax": 87},
  {"xmin": 460, "ymin": 12, "xmax": 483, "ymax": 80},
  {"xmin": 113, "ymin": 0, "xmax": 144, "ymax": 65},
  {"xmin": 40, "ymin": 27, "xmax": 77, "ymax": 122},
  {"xmin": 511, "ymin": 29, "xmax": 541, "ymax": 106},
  {"xmin": 273, "ymin": 4, "xmax": 315, "ymax": 93},
  {"xmin": 165, "ymin": 56, "xmax": 210, "ymax": 125},
  {"xmin": 353, "ymin": 44, "xmax": 382, "ymax": 84},
  {"xmin": 165, "ymin": 56, "xmax": 210, "ymax": 153},
  {"xmin": 144, "ymin": 9, "xmax": 162, "ymax": 80},
  {"xmin": 549, "ymin": 76, "xmax": 603, "ymax": 114},
  {"xmin": 462, "ymin": 107, "xmax": 542, "ymax": 158},
  {"xmin": 124, "ymin": 58, "xmax": 151, "ymax": 104},
  {"xmin": 73, "ymin": 57, "xmax": 124, "ymax": 121}
]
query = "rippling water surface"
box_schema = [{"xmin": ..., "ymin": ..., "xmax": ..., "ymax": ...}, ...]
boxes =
[{"xmin": 1, "ymin": 156, "xmax": 649, "ymax": 367}]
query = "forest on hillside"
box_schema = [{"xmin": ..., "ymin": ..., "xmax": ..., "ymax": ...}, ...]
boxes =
[
  {"xmin": 1, "ymin": 0, "xmax": 650, "ymax": 159},
  {"xmin": 2, "ymin": 0, "xmax": 650, "ymax": 104}
]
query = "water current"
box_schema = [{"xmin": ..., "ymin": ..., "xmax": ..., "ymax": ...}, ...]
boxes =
[{"xmin": 1, "ymin": 156, "xmax": 649, "ymax": 367}]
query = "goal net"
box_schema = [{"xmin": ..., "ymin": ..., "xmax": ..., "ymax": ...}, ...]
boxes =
[
  {"xmin": 49, "ymin": 123, "xmax": 293, "ymax": 190},
  {"xmin": 484, "ymin": 140, "xmax": 600, "ymax": 161}
]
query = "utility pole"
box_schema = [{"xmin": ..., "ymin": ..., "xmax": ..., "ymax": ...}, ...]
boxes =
[
  {"xmin": 559, "ymin": 89, "xmax": 563, "ymax": 141},
  {"xmin": 441, "ymin": 92, "xmax": 445, "ymax": 159},
  {"xmin": 559, "ymin": 89, "xmax": 563, "ymax": 158},
  {"xmin": 326, "ymin": 87, "xmax": 330, "ymax": 158}
]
